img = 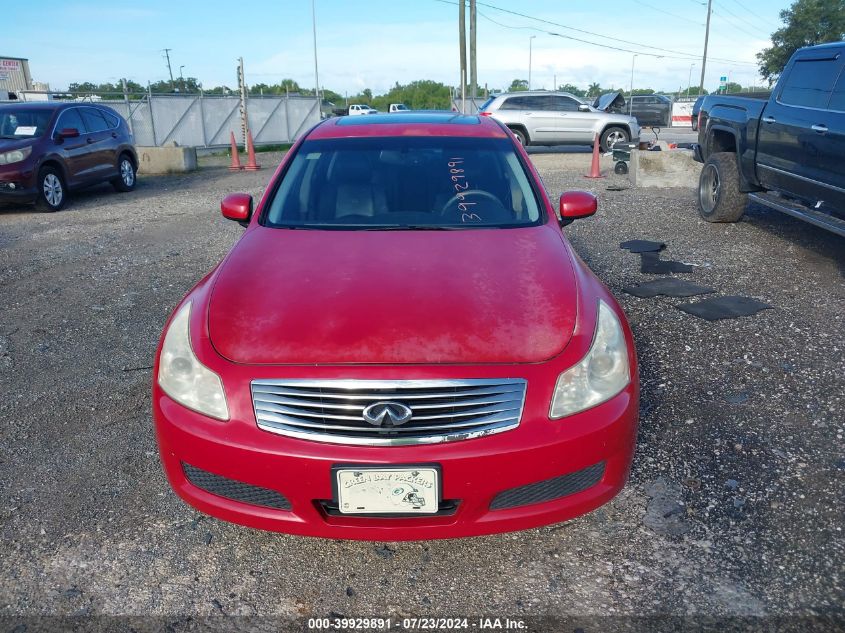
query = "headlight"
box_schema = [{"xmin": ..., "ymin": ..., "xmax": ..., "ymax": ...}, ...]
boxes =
[
  {"xmin": 549, "ymin": 300, "xmax": 630, "ymax": 419},
  {"xmin": 157, "ymin": 301, "xmax": 229, "ymax": 420},
  {"xmin": 0, "ymin": 146, "xmax": 32, "ymax": 165}
]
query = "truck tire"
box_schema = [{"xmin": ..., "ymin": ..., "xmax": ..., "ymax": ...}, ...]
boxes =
[{"xmin": 697, "ymin": 152, "xmax": 747, "ymax": 223}]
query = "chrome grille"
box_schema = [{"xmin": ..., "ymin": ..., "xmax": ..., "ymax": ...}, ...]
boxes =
[{"xmin": 251, "ymin": 379, "xmax": 527, "ymax": 446}]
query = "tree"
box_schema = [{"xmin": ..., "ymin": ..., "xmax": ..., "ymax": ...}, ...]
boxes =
[
  {"xmin": 586, "ymin": 82, "xmax": 602, "ymax": 98},
  {"xmin": 558, "ymin": 83, "xmax": 586, "ymax": 97},
  {"xmin": 757, "ymin": 0, "xmax": 845, "ymax": 84},
  {"xmin": 629, "ymin": 88, "xmax": 656, "ymax": 96},
  {"xmin": 508, "ymin": 79, "xmax": 529, "ymax": 92},
  {"xmin": 723, "ymin": 82, "xmax": 743, "ymax": 94},
  {"xmin": 678, "ymin": 87, "xmax": 709, "ymax": 97}
]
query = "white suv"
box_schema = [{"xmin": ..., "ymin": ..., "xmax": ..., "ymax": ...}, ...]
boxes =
[{"xmin": 480, "ymin": 91, "xmax": 640, "ymax": 151}]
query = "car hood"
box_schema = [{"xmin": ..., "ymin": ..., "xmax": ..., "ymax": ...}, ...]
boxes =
[
  {"xmin": 208, "ymin": 225, "xmax": 578, "ymax": 365},
  {"xmin": 593, "ymin": 91, "xmax": 626, "ymax": 112},
  {"xmin": 0, "ymin": 138, "xmax": 37, "ymax": 152}
]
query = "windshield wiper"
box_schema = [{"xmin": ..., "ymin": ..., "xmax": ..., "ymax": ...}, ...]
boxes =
[
  {"xmin": 0, "ymin": 135, "xmax": 18, "ymax": 139},
  {"xmin": 364, "ymin": 225, "xmax": 478, "ymax": 231}
]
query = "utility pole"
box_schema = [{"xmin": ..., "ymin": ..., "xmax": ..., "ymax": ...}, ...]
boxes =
[
  {"xmin": 162, "ymin": 48, "xmax": 174, "ymax": 87},
  {"xmin": 528, "ymin": 36, "xmax": 536, "ymax": 90},
  {"xmin": 698, "ymin": 0, "xmax": 712, "ymax": 96},
  {"xmin": 459, "ymin": 0, "xmax": 466, "ymax": 108},
  {"xmin": 469, "ymin": 0, "xmax": 477, "ymax": 100},
  {"xmin": 312, "ymin": 0, "xmax": 320, "ymax": 106},
  {"xmin": 237, "ymin": 57, "xmax": 248, "ymax": 145}
]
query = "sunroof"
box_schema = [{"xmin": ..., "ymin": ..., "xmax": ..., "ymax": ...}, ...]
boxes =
[{"xmin": 336, "ymin": 113, "xmax": 481, "ymax": 126}]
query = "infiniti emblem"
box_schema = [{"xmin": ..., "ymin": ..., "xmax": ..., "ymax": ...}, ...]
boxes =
[{"xmin": 362, "ymin": 401, "xmax": 413, "ymax": 427}]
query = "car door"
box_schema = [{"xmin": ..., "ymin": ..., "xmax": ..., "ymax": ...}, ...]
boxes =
[
  {"xmin": 523, "ymin": 95, "xmax": 564, "ymax": 143},
  {"xmin": 78, "ymin": 107, "xmax": 116, "ymax": 179},
  {"xmin": 816, "ymin": 64, "xmax": 845, "ymax": 215},
  {"xmin": 756, "ymin": 49, "xmax": 845, "ymax": 207},
  {"xmin": 52, "ymin": 107, "xmax": 91, "ymax": 185},
  {"xmin": 561, "ymin": 96, "xmax": 602, "ymax": 143}
]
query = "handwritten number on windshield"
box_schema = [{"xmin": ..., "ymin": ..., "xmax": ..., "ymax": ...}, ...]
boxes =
[{"xmin": 447, "ymin": 158, "xmax": 478, "ymax": 218}]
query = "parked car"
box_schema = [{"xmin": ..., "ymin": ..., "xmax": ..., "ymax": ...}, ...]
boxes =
[
  {"xmin": 389, "ymin": 103, "xmax": 410, "ymax": 113},
  {"xmin": 693, "ymin": 42, "xmax": 845, "ymax": 237},
  {"xmin": 690, "ymin": 95, "xmax": 705, "ymax": 131},
  {"xmin": 624, "ymin": 94, "xmax": 672, "ymax": 128},
  {"xmin": 480, "ymin": 91, "xmax": 640, "ymax": 151},
  {"xmin": 347, "ymin": 104, "xmax": 378, "ymax": 116},
  {"xmin": 0, "ymin": 102, "xmax": 137, "ymax": 212},
  {"xmin": 152, "ymin": 112, "xmax": 639, "ymax": 540}
]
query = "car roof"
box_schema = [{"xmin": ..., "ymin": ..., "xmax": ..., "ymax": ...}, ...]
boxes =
[
  {"xmin": 0, "ymin": 102, "xmax": 108, "ymax": 111},
  {"xmin": 0, "ymin": 101, "xmax": 62, "ymax": 110},
  {"xmin": 309, "ymin": 112, "xmax": 509, "ymax": 139}
]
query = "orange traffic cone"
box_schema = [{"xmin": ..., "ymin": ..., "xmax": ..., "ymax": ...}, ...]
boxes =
[
  {"xmin": 228, "ymin": 132, "xmax": 242, "ymax": 171},
  {"xmin": 244, "ymin": 130, "xmax": 261, "ymax": 171},
  {"xmin": 585, "ymin": 133, "xmax": 604, "ymax": 179}
]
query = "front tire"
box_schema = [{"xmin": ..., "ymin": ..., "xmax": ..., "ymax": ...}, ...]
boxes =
[
  {"xmin": 111, "ymin": 154, "xmax": 136, "ymax": 192},
  {"xmin": 35, "ymin": 166, "xmax": 66, "ymax": 212},
  {"xmin": 697, "ymin": 152, "xmax": 747, "ymax": 222},
  {"xmin": 600, "ymin": 126, "xmax": 630, "ymax": 152}
]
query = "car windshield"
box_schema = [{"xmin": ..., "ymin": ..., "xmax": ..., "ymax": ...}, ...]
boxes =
[
  {"xmin": 0, "ymin": 108, "xmax": 54, "ymax": 139},
  {"xmin": 263, "ymin": 136, "xmax": 543, "ymax": 229}
]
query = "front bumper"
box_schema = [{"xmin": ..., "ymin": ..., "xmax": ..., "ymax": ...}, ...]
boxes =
[
  {"xmin": 153, "ymin": 381, "xmax": 638, "ymax": 540},
  {"xmin": 0, "ymin": 163, "xmax": 38, "ymax": 202}
]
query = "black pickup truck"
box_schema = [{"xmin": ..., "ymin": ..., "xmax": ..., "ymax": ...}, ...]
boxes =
[{"xmin": 694, "ymin": 42, "xmax": 845, "ymax": 237}]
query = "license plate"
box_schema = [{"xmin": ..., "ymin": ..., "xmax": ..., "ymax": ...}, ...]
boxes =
[{"xmin": 335, "ymin": 467, "xmax": 439, "ymax": 514}]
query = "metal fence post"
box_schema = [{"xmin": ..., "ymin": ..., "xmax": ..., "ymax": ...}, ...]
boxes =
[
  {"xmin": 147, "ymin": 82, "xmax": 158, "ymax": 146},
  {"xmin": 122, "ymin": 79, "xmax": 134, "ymax": 137},
  {"xmin": 199, "ymin": 87, "xmax": 208, "ymax": 147},
  {"xmin": 284, "ymin": 87, "xmax": 291, "ymax": 143}
]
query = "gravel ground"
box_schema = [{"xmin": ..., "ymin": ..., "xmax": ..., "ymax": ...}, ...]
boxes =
[{"xmin": 0, "ymin": 151, "xmax": 843, "ymax": 630}]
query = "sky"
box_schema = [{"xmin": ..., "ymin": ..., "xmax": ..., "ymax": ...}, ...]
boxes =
[{"xmin": 2, "ymin": 0, "xmax": 789, "ymax": 95}]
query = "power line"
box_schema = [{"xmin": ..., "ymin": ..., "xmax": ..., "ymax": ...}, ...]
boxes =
[
  {"xmin": 725, "ymin": 0, "xmax": 782, "ymax": 29},
  {"xmin": 712, "ymin": 0, "xmax": 772, "ymax": 38},
  {"xmin": 435, "ymin": 0, "xmax": 757, "ymax": 66},
  {"xmin": 473, "ymin": 0, "xmax": 757, "ymax": 65},
  {"xmin": 631, "ymin": 0, "xmax": 704, "ymax": 26}
]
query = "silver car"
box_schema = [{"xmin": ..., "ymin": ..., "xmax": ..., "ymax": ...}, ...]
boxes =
[{"xmin": 480, "ymin": 91, "xmax": 640, "ymax": 151}]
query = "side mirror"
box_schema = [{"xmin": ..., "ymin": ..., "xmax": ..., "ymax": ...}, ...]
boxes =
[
  {"xmin": 578, "ymin": 104, "xmax": 591, "ymax": 112},
  {"xmin": 221, "ymin": 193, "xmax": 253, "ymax": 226},
  {"xmin": 57, "ymin": 127, "xmax": 80, "ymax": 139},
  {"xmin": 559, "ymin": 191, "xmax": 597, "ymax": 226}
]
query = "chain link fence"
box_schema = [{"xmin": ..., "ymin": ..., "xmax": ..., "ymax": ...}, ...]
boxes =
[{"xmin": 10, "ymin": 92, "xmax": 321, "ymax": 148}]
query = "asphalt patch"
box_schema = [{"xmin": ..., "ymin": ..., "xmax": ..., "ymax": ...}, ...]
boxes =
[
  {"xmin": 620, "ymin": 239, "xmax": 666, "ymax": 253},
  {"xmin": 677, "ymin": 295, "xmax": 773, "ymax": 321},
  {"xmin": 624, "ymin": 278, "xmax": 715, "ymax": 298},
  {"xmin": 640, "ymin": 251, "xmax": 694, "ymax": 274}
]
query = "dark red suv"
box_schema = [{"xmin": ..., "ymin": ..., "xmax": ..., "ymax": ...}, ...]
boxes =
[{"xmin": 0, "ymin": 102, "xmax": 137, "ymax": 212}]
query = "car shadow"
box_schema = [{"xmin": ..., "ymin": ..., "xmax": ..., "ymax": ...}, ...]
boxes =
[
  {"xmin": 742, "ymin": 201, "xmax": 845, "ymax": 277},
  {"xmin": 525, "ymin": 145, "xmax": 592, "ymax": 154}
]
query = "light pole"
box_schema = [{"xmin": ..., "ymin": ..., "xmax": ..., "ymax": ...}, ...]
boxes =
[
  {"xmin": 179, "ymin": 65, "xmax": 185, "ymax": 92},
  {"xmin": 629, "ymin": 54, "xmax": 638, "ymax": 114},
  {"xmin": 528, "ymin": 36, "xmax": 536, "ymax": 90},
  {"xmin": 311, "ymin": 0, "xmax": 320, "ymax": 105},
  {"xmin": 687, "ymin": 63, "xmax": 695, "ymax": 97}
]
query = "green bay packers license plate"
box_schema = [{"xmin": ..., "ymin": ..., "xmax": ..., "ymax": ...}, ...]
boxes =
[{"xmin": 335, "ymin": 467, "xmax": 439, "ymax": 514}]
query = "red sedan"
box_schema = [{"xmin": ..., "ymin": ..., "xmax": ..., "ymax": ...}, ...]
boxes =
[{"xmin": 152, "ymin": 113, "xmax": 639, "ymax": 540}]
